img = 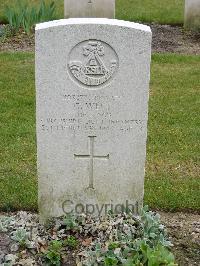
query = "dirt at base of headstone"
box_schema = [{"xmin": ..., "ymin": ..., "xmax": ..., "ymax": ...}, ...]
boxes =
[
  {"xmin": 150, "ymin": 23, "xmax": 200, "ymax": 55},
  {"xmin": 0, "ymin": 211, "xmax": 199, "ymax": 265},
  {"xmin": 159, "ymin": 211, "xmax": 200, "ymax": 266},
  {"xmin": 0, "ymin": 23, "xmax": 200, "ymax": 55}
]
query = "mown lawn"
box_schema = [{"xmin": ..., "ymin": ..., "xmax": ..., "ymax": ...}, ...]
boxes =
[
  {"xmin": 0, "ymin": 0, "xmax": 184, "ymax": 25},
  {"xmin": 0, "ymin": 52, "xmax": 199, "ymax": 212},
  {"xmin": 146, "ymin": 54, "xmax": 200, "ymax": 211}
]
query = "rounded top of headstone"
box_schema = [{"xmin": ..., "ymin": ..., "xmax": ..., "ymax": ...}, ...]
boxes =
[{"xmin": 35, "ymin": 18, "xmax": 151, "ymax": 34}]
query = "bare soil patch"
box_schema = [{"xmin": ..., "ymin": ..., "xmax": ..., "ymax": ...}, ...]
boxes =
[
  {"xmin": 160, "ymin": 211, "xmax": 200, "ymax": 266},
  {"xmin": 0, "ymin": 24, "xmax": 200, "ymax": 55},
  {"xmin": 0, "ymin": 28, "xmax": 34, "ymax": 52},
  {"xmin": 150, "ymin": 24, "xmax": 200, "ymax": 55}
]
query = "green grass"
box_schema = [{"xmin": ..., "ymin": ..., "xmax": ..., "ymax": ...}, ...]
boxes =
[
  {"xmin": 116, "ymin": 0, "xmax": 184, "ymax": 25},
  {"xmin": 0, "ymin": 53, "xmax": 37, "ymax": 211},
  {"xmin": 0, "ymin": 0, "xmax": 184, "ymax": 25},
  {"xmin": 146, "ymin": 54, "xmax": 200, "ymax": 211},
  {"xmin": 0, "ymin": 53, "xmax": 199, "ymax": 212}
]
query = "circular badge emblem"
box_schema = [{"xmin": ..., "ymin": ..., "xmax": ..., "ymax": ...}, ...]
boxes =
[{"xmin": 68, "ymin": 40, "xmax": 118, "ymax": 88}]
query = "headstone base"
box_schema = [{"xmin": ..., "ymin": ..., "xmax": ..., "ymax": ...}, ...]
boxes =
[{"xmin": 184, "ymin": 0, "xmax": 200, "ymax": 30}]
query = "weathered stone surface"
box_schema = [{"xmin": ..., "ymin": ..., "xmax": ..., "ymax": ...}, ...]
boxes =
[
  {"xmin": 64, "ymin": 0, "xmax": 115, "ymax": 18},
  {"xmin": 185, "ymin": 0, "xmax": 200, "ymax": 30},
  {"xmin": 35, "ymin": 18, "xmax": 151, "ymax": 223}
]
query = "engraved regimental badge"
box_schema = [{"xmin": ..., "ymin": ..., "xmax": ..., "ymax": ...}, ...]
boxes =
[{"xmin": 68, "ymin": 40, "xmax": 118, "ymax": 88}]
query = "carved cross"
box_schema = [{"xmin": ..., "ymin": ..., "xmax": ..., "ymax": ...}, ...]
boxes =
[{"xmin": 74, "ymin": 136, "xmax": 109, "ymax": 189}]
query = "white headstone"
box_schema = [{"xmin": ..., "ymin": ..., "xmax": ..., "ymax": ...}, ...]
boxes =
[
  {"xmin": 36, "ymin": 18, "xmax": 152, "ymax": 223},
  {"xmin": 64, "ymin": 0, "xmax": 115, "ymax": 18},
  {"xmin": 185, "ymin": 0, "xmax": 200, "ymax": 30}
]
